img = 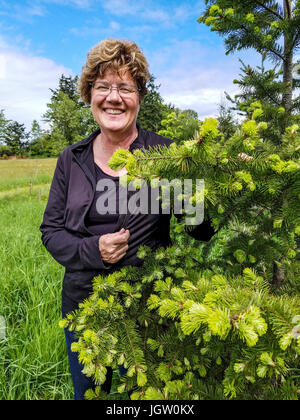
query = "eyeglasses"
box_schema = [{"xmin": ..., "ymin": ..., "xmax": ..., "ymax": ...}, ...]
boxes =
[{"xmin": 89, "ymin": 81, "xmax": 140, "ymax": 98}]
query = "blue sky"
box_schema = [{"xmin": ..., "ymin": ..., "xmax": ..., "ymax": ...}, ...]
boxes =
[{"xmin": 0, "ymin": 0, "xmax": 260, "ymax": 129}]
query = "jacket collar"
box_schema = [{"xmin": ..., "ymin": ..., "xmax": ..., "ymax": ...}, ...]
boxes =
[
  {"xmin": 70, "ymin": 125, "xmax": 146, "ymax": 188},
  {"xmin": 70, "ymin": 124, "xmax": 145, "ymax": 163},
  {"xmin": 70, "ymin": 128, "xmax": 99, "ymax": 163}
]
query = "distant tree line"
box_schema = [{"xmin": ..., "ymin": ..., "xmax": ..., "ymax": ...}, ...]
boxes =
[{"xmin": 0, "ymin": 74, "xmax": 211, "ymax": 158}]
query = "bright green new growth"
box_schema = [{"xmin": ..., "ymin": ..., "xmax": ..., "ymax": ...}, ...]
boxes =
[
  {"xmin": 60, "ymin": 1, "xmax": 300, "ymax": 401},
  {"xmin": 62, "ymin": 103, "xmax": 300, "ymax": 400}
]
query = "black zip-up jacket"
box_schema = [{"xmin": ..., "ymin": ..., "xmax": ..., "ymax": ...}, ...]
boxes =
[{"xmin": 40, "ymin": 126, "xmax": 214, "ymax": 311}]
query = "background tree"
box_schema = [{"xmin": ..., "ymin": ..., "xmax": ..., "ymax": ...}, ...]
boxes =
[
  {"xmin": 43, "ymin": 75, "xmax": 98, "ymax": 155},
  {"xmin": 198, "ymin": 0, "xmax": 300, "ymax": 115},
  {"xmin": 28, "ymin": 120, "xmax": 46, "ymax": 157},
  {"xmin": 137, "ymin": 75, "xmax": 167, "ymax": 133},
  {"xmin": 2, "ymin": 121, "xmax": 29, "ymax": 156},
  {"xmin": 158, "ymin": 108, "xmax": 200, "ymax": 143},
  {"xmin": 49, "ymin": 74, "xmax": 81, "ymax": 103},
  {"xmin": 216, "ymin": 97, "xmax": 238, "ymax": 141},
  {"xmin": 0, "ymin": 109, "xmax": 10, "ymax": 145},
  {"xmin": 0, "ymin": 144, "xmax": 12, "ymax": 158}
]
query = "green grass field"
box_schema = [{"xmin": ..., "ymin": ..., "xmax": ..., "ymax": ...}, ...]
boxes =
[
  {"xmin": 0, "ymin": 158, "xmax": 126, "ymax": 400},
  {"xmin": 0, "ymin": 158, "xmax": 75, "ymax": 400},
  {"xmin": 0, "ymin": 158, "xmax": 55, "ymax": 193},
  {"xmin": 0, "ymin": 158, "xmax": 74, "ymax": 400}
]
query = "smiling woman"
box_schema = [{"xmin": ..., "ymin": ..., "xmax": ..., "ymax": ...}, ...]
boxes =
[
  {"xmin": 40, "ymin": 37, "xmax": 215, "ymax": 401},
  {"xmin": 40, "ymin": 38, "xmax": 173, "ymax": 400}
]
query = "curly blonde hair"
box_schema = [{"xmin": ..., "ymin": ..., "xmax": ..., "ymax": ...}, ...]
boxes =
[{"xmin": 78, "ymin": 38, "xmax": 150, "ymax": 104}]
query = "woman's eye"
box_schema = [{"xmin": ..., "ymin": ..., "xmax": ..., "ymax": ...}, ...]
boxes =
[
  {"xmin": 96, "ymin": 85, "xmax": 109, "ymax": 91},
  {"xmin": 119, "ymin": 88, "xmax": 131, "ymax": 93}
]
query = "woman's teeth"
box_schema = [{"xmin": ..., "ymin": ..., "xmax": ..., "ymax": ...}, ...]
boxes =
[{"xmin": 105, "ymin": 109, "xmax": 124, "ymax": 114}]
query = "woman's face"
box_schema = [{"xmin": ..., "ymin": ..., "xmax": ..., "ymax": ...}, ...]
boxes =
[{"xmin": 90, "ymin": 68, "xmax": 140, "ymax": 136}]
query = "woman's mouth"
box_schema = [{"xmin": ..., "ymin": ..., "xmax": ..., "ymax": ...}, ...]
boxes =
[{"xmin": 104, "ymin": 108, "xmax": 125, "ymax": 115}]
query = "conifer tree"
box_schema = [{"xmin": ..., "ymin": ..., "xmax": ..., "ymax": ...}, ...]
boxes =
[
  {"xmin": 199, "ymin": 0, "xmax": 300, "ymax": 286},
  {"xmin": 43, "ymin": 75, "xmax": 98, "ymax": 152},
  {"xmin": 60, "ymin": 4, "xmax": 300, "ymax": 400},
  {"xmin": 225, "ymin": 56, "xmax": 300, "ymax": 144},
  {"xmin": 137, "ymin": 75, "xmax": 166, "ymax": 133},
  {"xmin": 62, "ymin": 107, "xmax": 300, "ymax": 400},
  {"xmin": 49, "ymin": 74, "xmax": 81, "ymax": 104},
  {"xmin": 2, "ymin": 120, "xmax": 29, "ymax": 156},
  {"xmin": 158, "ymin": 109, "xmax": 200, "ymax": 144},
  {"xmin": 198, "ymin": 0, "xmax": 300, "ymax": 114},
  {"xmin": 216, "ymin": 98, "xmax": 238, "ymax": 141}
]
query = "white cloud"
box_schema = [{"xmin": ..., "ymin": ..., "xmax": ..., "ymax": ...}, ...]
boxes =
[
  {"xmin": 162, "ymin": 88, "xmax": 237, "ymax": 120},
  {"xmin": 101, "ymin": 0, "xmax": 194, "ymax": 27},
  {"xmin": 101, "ymin": 0, "xmax": 143, "ymax": 16},
  {"xmin": 26, "ymin": 4, "xmax": 46, "ymax": 17},
  {"xmin": 0, "ymin": 37, "xmax": 73, "ymax": 129},
  {"xmin": 160, "ymin": 79, "xmax": 238, "ymax": 120},
  {"xmin": 149, "ymin": 40, "xmax": 254, "ymax": 120},
  {"xmin": 40, "ymin": 0, "xmax": 93, "ymax": 8},
  {"xmin": 109, "ymin": 21, "xmax": 121, "ymax": 31}
]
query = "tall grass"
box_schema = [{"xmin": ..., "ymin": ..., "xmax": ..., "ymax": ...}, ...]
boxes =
[
  {"xmin": 0, "ymin": 159, "xmax": 125, "ymax": 400},
  {"xmin": 0, "ymin": 160, "xmax": 73, "ymax": 400}
]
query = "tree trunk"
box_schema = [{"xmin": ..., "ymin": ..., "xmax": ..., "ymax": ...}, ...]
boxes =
[
  {"xmin": 272, "ymin": 261, "xmax": 285, "ymax": 289},
  {"xmin": 282, "ymin": 0, "xmax": 293, "ymax": 113},
  {"xmin": 282, "ymin": 49, "xmax": 293, "ymax": 113},
  {"xmin": 272, "ymin": 1, "xmax": 293, "ymax": 286}
]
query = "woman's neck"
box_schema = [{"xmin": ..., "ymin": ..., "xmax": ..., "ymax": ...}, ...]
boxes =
[
  {"xmin": 97, "ymin": 126, "xmax": 138, "ymax": 157},
  {"xmin": 93, "ymin": 126, "xmax": 138, "ymax": 177}
]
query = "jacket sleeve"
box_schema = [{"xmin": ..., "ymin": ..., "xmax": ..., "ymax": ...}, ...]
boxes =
[{"xmin": 40, "ymin": 152, "xmax": 111, "ymax": 271}]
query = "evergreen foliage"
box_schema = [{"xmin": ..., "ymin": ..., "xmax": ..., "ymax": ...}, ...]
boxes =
[
  {"xmin": 158, "ymin": 109, "xmax": 200, "ymax": 144},
  {"xmin": 43, "ymin": 76, "xmax": 98, "ymax": 149},
  {"xmin": 1, "ymin": 120, "xmax": 29, "ymax": 156},
  {"xmin": 49, "ymin": 74, "xmax": 81, "ymax": 103},
  {"xmin": 62, "ymin": 106, "xmax": 300, "ymax": 400},
  {"xmin": 216, "ymin": 99, "xmax": 238, "ymax": 141},
  {"xmin": 198, "ymin": 0, "xmax": 300, "ymax": 113},
  {"xmin": 137, "ymin": 75, "xmax": 167, "ymax": 133},
  {"xmin": 225, "ymin": 56, "xmax": 299, "ymax": 144},
  {"xmin": 57, "ymin": 2, "xmax": 300, "ymax": 400}
]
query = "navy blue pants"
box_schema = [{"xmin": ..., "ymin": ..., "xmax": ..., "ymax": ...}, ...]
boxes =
[{"xmin": 64, "ymin": 328, "xmax": 113, "ymax": 400}]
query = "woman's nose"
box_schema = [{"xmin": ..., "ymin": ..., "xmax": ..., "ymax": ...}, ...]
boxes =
[{"xmin": 106, "ymin": 87, "xmax": 122, "ymax": 102}]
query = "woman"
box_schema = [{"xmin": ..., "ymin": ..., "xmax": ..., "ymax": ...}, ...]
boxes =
[{"xmin": 40, "ymin": 38, "xmax": 214, "ymax": 400}]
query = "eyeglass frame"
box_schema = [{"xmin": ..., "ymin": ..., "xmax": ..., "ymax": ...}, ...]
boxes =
[{"xmin": 89, "ymin": 81, "xmax": 141, "ymax": 97}]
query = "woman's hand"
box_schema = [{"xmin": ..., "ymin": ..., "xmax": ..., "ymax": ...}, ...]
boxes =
[{"xmin": 99, "ymin": 228, "xmax": 130, "ymax": 264}]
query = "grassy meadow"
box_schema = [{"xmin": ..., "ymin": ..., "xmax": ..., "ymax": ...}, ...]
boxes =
[
  {"xmin": 0, "ymin": 158, "xmax": 74, "ymax": 400},
  {"xmin": 0, "ymin": 158, "xmax": 125, "ymax": 400}
]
